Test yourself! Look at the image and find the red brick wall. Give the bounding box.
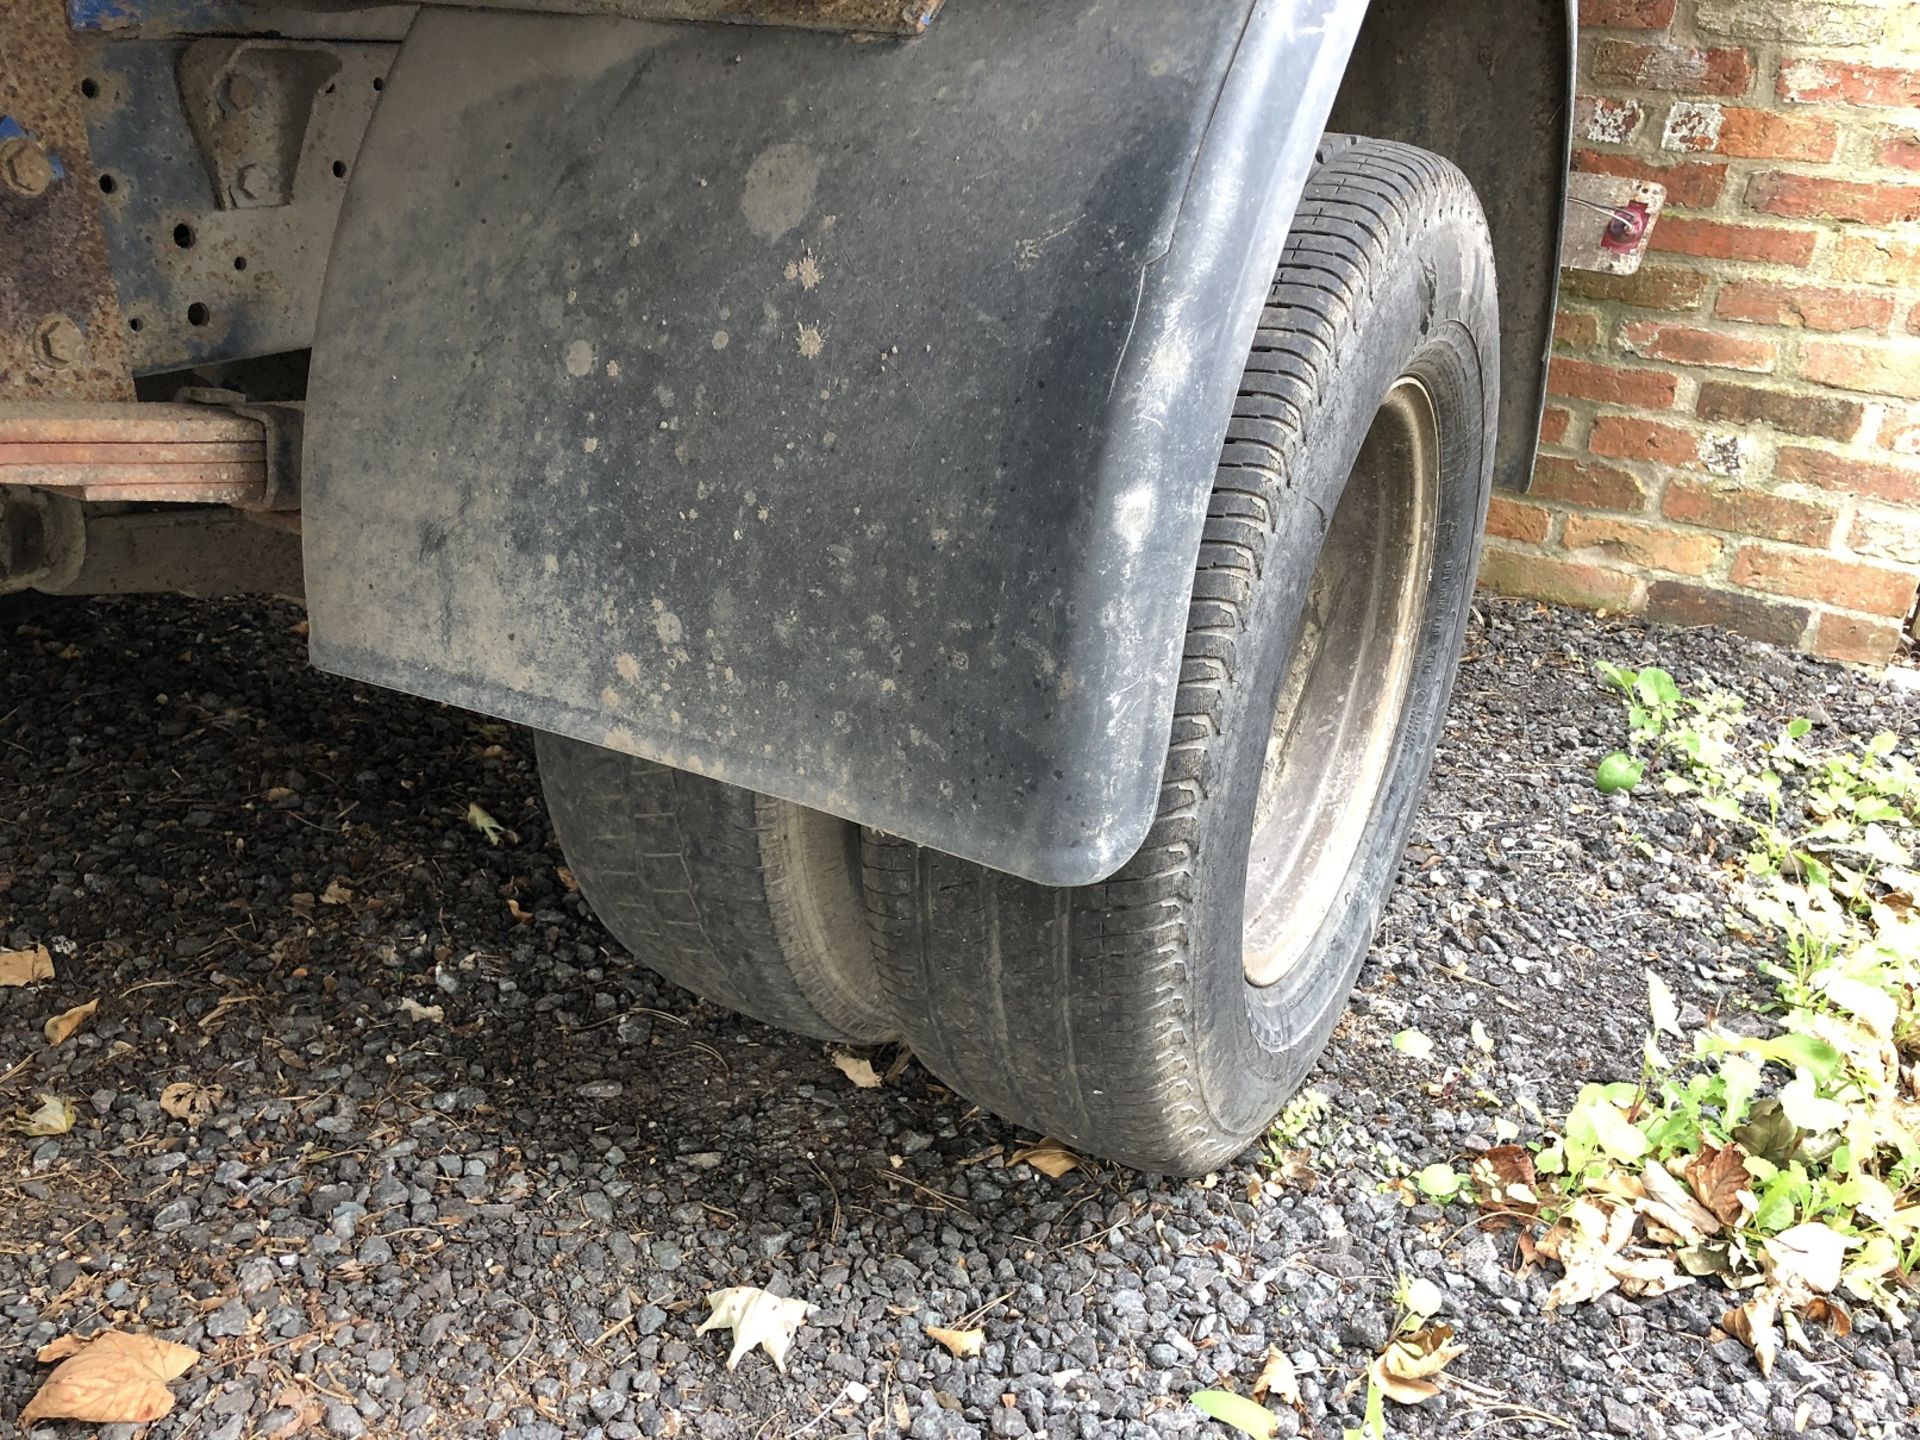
[1483,0,1920,664]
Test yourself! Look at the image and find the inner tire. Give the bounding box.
[536,735,896,1043]
[861,137,1498,1174]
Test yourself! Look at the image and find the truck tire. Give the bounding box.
[535,734,895,1043]
[861,138,1499,1173]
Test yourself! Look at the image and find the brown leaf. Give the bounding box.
[1470,1144,1540,1219]
[1638,1159,1722,1246]
[0,944,54,987]
[1802,1296,1852,1337]
[1722,1290,1781,1377]
[507,898,533,924]
[22,1329,200,1425]
[926,1325,984,1358]
[18,1093,76,1136]
[1370,1325,1465,1406]
[1250,1347,1301,1407]
[1684,1142,1750,1226]
[159,1082,223,1126]
[555,866,579,893]
[1011,1139,1081,1179]
[44,997,98,1046]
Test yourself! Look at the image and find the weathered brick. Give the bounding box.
[1579,0,1677,26]
[1487,496,1554,545]
[1556,310,1604,349]
[1477,548,1641,611]
[1651,217,1817,265]
[1618,320,1776,372]
[1695,381,1864,440]
[1802,340,1920,400]
[1878,407,1920,455]
[1662,104,1838,161]
[1747,172,1920,227]
[1563,513,1726,574]
[1828,234,1920,288]
[1714,281,1894,333]
[1776,447,1920,505]
[1811,612,1905,665]
[1591,39,1754,95]
[1731,545,1918,616]
[1540,406,1573,446]
[1644,579,1811,646]
[1589,415,1706,467]
[1574,95,1646,145]
[1531,454,1650,511]
[1697,0,1884,47]
[1575,149,1728,209]
[1661,475,1838,546]
[1778,58,1920,108]
[1880,128,1920,172]
[1848,510,1920,565]
[1547,357,1680,408]
[1561,265,1712,312]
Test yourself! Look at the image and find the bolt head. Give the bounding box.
[33,315,84,369]
[0,136,55,198]
[233,162,273,202]
[224,72,259,109]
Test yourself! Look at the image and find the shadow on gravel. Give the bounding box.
[2,594,1915,1440]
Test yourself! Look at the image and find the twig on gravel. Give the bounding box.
[806,1156,843,1245]
[870,1168,971,1216]
[785,1382,852,1437]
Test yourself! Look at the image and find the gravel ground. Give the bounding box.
[4,592,1918,1440]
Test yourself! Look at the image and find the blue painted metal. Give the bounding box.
[0,115,69,179]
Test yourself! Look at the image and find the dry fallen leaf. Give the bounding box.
[1011,1138,1081,1179]
[44,997,98,1046]
[555,865,579,893]
[22,1329,200,1425]
[831,1052,883,1089]
[926,1324,984,1358]
[320,879,353,906]
[0,944,54,987]
[1765,1222,1847,1296]
[1684,1141,1750,1226]
[19,1093,76,1136]
[159,1083,223,1126]
[696,1287,809,1372]
[1722,1289,1782,1377]
[1250,1346,1301,1407]
[1638,1158,1723,1246]
[1370,1324,1466,1405]
[396,997,445,1024]
[507,898,533,924]
[1469,1144,1539,1220]
[1540,1196,1636,1308]
[467,802,505,845]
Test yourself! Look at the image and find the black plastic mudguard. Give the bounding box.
[303,0,1367,886]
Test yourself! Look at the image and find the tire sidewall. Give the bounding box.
[1182,196,1499,1143]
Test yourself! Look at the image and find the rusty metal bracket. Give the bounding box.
[1,0,135,400]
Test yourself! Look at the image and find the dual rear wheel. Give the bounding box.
[537,137,1499,1174]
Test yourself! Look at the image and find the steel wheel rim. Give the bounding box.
[1242,376,1441,988]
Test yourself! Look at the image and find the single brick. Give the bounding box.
[1802,340,1920,400]
[1590,415,1706,467]
[1560,265,1711,311]
[1695,380,1864,440]
[1747,172,1920,226]
[1547,357,1680,408]
[1713,107,1840,162]
[1878,408,1920,454]
[1661,475,1838,546]
[1555,310,1604,349]
[1652,217,1817,265]
[1575,149,1728,209]
[1579,0,1677,26]
[1477,548,1641,611]
[1562,513,1726,575]
[1714,281,1894,333]
[1618,320,1776,372]
[1591,39,1753,95]
[1811,612,1905,665]
[1531,454,1650,510]
[1880,129,1920,172]
[1540,406,1573,446]
[1731,545,1918,617]
[1848,510,1920,566]
[1644,579,1811,647]
[1778,58,1920,108]
[1697,0,1884,47]
[1487,496,1553,545]
[1776,447,1920,505]
[1829,234,1920,288]
[1574,95,1646,145]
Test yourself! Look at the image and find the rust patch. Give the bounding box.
[0,0,134,401]
[444,0,945,35]
[0,400,266,504]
